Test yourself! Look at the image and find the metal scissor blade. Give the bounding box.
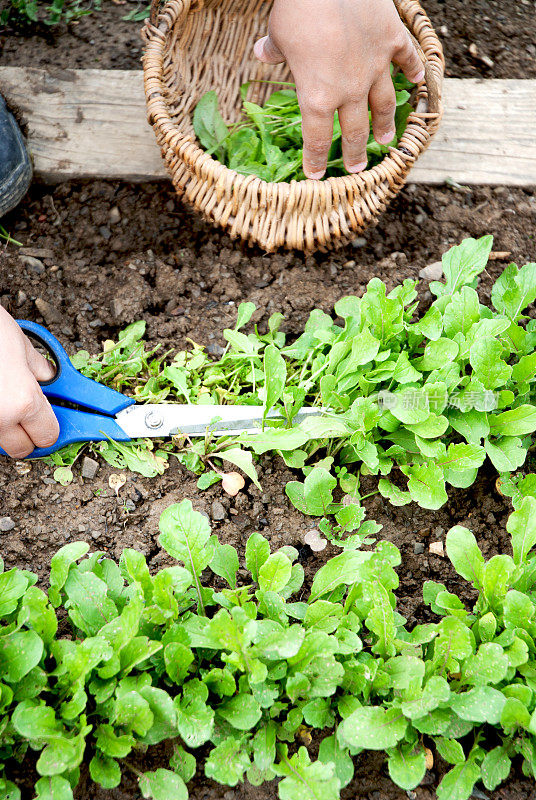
[114,404,321,439]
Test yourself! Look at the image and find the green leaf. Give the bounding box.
[481,747,511,791]
[258,552,292,594]
[192,90,228,156]
[170,744,197,783]
[218,447,261,489]
[35,777,74,800]
[445,526,484,587]
[436,738,465,766]
[438,443,486,471]
[49,542,90,606]
[491,261,536,321]
[205,737,250,786]
[436,760,481,800]
[90,754,121,789]
[253,722,276,771]
[158,499,212,612]
[0,630,43,683]
[139,769,188,800]
[175,680,214,747]
[489,405,536,436]
[401,463,448,510]
[235,301,256,330]
[339,706,407,750]
[378,479,412,506]
[387,743,426,790]
[210,540,239,588]
[450,686,506,724]
[485,436,527,472]
[318,734,354,789]
[470,338,512,389]
[245,532,270,582]
[263,344,286,415]
[309,551,371,602]
[507,496,536,565]
[218,693,262,730]
[275,746,340,800]
[431,235,493,296]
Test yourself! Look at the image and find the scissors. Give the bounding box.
[0,321,319,459]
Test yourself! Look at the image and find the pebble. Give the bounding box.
[419,261,443,281]
[35,298,62,325]
[304,529,327,552]
[16,290,27,306]
[20,246,54,260]
[81,457,99,480]
[124,499,136,512]
[211,500,226,521]
[413,542,425,555]
[19,254,45,273]
[429,541,445,557]
[206,343,225,356]
[99,226,112,240]
[351,237,366,248]
[0,517,15,532]
[109,206,121,225]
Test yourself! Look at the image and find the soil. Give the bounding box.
[1,0,536,797]
[1,180,536,800]
[1,0,535,79]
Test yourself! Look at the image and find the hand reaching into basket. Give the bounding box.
[254,0,425,180]
[0,306,59,458]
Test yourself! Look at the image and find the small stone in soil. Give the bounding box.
[0,517,15,532]
[419,261,443,281]
[429,541,445,557]
[413,542,425,555]
[211,501,226,521]
[81,457,99,479]
[20,254,45,273]
[124,499,136,512]
[109,206,121,224]
[35,298,63,325]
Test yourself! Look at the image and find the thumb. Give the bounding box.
[254,35,286,65]
[24,336,56,382]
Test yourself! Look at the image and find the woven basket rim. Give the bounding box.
[143,0,445,196]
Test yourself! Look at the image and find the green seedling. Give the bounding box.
[2,497,536,799]
[51,236,536,536]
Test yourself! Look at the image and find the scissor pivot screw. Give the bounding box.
[145,410,164,430]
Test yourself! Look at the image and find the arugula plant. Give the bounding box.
[192,71,415,182]
[54,236,536,542]
[3,497,536,799]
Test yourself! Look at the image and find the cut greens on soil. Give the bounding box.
[51,236,536,550]
[3,494,536,800]
[192,70,414,181]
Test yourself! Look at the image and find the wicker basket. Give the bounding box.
[143,0,444,252]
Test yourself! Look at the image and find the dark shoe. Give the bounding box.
[0,94,32,217]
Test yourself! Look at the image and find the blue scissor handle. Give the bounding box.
[22,404,132,458]
[17,320,135,416]
[0,321,135,459]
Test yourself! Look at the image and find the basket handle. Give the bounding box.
[409,32,442,115]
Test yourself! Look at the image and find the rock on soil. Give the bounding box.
[0,517,15,532]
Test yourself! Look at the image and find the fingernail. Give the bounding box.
[348,161,367,173]
[378,130,395,145]
[415,69,425,82]
[308,171,325,180]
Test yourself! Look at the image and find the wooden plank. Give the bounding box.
[412,79,536,185]
[0,67,535,185]
[0,68,166,182]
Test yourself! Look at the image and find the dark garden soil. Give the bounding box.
[1,180,536,799]
[1,0,535,79]
[1,0,536,796]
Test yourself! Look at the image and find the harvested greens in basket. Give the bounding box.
[192,71,415,182]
